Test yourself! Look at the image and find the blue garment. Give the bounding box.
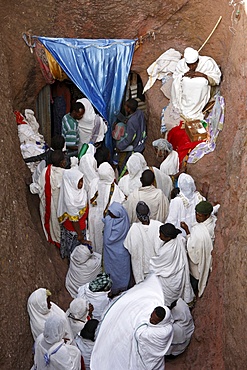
[117,110,146,153]
[103,202,131,295]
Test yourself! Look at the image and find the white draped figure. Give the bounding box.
[150,224,194,306]
[65,244,102,298]
[118,152,147,197]
[125,169,169,224]
[78,152,99,194]
[27,288,73,342]
[66,297,89,339]
[90,274,173,370]
[37,164,65,245]
[166,173,205,234]
[77,282,111,321]
[171,47,221,121]
[124,201,162,284]
[152,138,179,177]
[77,98,107,149]
[166,298,195,356]
[32,315,81,370]
[88,162,125,253]
[186,204,217,297]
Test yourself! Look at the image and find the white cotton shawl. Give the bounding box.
[88,162,125,253]
[160,150,179,176]
[125,185,169,224]
[132,306,173,369]
[187,216,216,297]
[27,288,73,341]
[34,330,81,370]
[57,168,87,221]
[65,244,102,298]
[152,166,173,200]
[38,166,64,244]
[118,153,147,197]
[124,220,162,284]
[171,55,221,120]
[90,274,170,370]
[66,297,88,338]
[166,173,205,233]
[150,235,194,305]
[78,153,99,193]
[77,98,107,146]
[77,283,110,321]
[143,48,182,93]
[166,298,195,356]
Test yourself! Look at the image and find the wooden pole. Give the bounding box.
[198,16,222,53]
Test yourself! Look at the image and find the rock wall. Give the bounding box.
[0,0,246,368]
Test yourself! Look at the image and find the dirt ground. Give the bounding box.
[0,0,246,369]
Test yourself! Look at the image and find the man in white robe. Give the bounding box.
[125,169,169,224]
[170,47,221,121]
[181,200,217,297]
[124,201,162,284]
[166,298,195,356]
[90,274,173,370]
[150,223,194,306]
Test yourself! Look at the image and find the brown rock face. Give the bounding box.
[0,1,246,369]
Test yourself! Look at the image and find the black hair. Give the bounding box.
[154,306,166,320]
[51,135,65,151]
[51,150,65,167]
[171,187,180,199]
[125,98,138,112]
[141,169,155,187]
[71,101,85,113]
[94,145,110,167]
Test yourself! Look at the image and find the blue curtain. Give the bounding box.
[38,37,136,151]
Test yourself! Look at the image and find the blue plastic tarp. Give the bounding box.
[37,37,136,150]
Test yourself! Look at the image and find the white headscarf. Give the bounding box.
[43,315,66,345]
[65,244,102,298]
[178,173,196,200]
[66,297,88,338]
[79,153,99,191]
[57,168,87,222]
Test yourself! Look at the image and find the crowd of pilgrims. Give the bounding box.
[25,129,219,369]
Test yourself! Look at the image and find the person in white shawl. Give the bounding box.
[35,150,66,246]
[181,201,217,297]
[149,223,194,306]
[166,298,195,356]
[32,315,81,370]
[166,173,205,235]
[65,244,102,298]
[152,138,179,177]
[124,201,162,284]
[125,169,169,224]
[75,319,99,370]
[119,152,172,200]
[90,274,173,370]
[77,98,107,149]
[66,297,91,339]
[77,273,112,321]
[88,162,125,254]
[78,152,98,194]
[57,168,89,259]
[170,47,221,121]
[27,288,73,342]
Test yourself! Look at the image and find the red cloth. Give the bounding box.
[14,110,27,125]
[63,206,89,231]
[167,122,203,167]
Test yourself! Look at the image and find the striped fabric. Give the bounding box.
[62,113,79,148]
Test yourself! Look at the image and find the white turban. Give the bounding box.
[184,47,199,64]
